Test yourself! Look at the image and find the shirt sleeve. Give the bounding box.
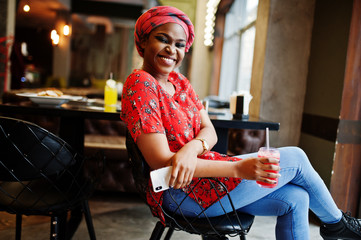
[180,73,204,111]
[177,73,204,110]
[121,71,165,142]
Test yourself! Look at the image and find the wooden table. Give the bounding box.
[0,100,121,154]
[0,101,279,154]
[210,116,280,154]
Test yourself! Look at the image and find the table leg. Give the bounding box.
[59,116,84,154]
[59,116,85,238]
[213,127,229,154]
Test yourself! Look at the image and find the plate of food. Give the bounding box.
[17,89,83,107]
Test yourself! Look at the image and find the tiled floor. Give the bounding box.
[0,192,322,240]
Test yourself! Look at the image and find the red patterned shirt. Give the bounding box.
[121,69,242,222]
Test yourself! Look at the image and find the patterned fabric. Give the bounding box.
[134,6,195,57]
[121,69,242,223]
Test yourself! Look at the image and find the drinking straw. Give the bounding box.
[266,127,269,149]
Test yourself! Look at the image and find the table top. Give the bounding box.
[0,100,122,121]
[0,100,279,131]
[208,107,279,130]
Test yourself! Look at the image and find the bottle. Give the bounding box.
[104,73,118,112]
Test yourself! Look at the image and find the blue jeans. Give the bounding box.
[163,147,342,240]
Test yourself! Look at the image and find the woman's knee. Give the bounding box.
[240,184,310,217]
[279,146,310,167]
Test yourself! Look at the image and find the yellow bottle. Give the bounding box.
[104,74,118,112]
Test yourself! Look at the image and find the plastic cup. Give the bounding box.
[256,147,280,188]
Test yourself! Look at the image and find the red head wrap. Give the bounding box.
[134,6,195,57]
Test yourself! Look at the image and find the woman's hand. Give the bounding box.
[167,109,217,189]
[235,157,281,184]
[169,146,198,189]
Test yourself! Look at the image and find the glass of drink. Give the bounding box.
[256,147,280,188]
[104,79,118,112]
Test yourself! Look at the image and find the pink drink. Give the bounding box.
[256,147,280,188]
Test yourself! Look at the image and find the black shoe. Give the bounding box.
[320,211,361,239]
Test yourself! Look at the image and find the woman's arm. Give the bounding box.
[166,108,217,188]
[137,131,280,188]
[136,108,216,169]
[193,108,218,151]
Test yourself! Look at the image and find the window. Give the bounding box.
[218,0,258,99]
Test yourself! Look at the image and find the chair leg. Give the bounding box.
[164,227,174,240]
[150,221,165,240]
[15,214,22,240]
[82,200,97,240]
[66,206,83,239]
[51,213,67,240]
[50,216,60,240]
[239,233,246,240]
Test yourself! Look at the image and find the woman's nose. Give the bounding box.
[166,45,176,54]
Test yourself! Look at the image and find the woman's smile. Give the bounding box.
[141,23,187,81]
[158,55,176,66]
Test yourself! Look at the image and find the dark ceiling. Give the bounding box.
[16,0,145,30]
[71,0,143,20]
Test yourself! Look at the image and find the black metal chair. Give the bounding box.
[0,116,97,240]
[126,131,254,240]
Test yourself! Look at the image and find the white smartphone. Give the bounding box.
[150,166,173,192]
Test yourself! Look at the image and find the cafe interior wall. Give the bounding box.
[298,0,354,187]
[189,0,213,100]
[69,20,135,86]
[0,0,8,98]
[250,0,315,148]
[249,0,354,186]
[3,0,139,89]
[0,0,16,98]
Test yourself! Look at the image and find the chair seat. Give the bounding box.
[165,210,255,236]
[0,116,97,239]
[0,180,89,215]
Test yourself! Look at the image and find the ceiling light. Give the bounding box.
[51,30,59,46]
[204,0,220,47]
[63,25,70,36]
[23,4,30,12]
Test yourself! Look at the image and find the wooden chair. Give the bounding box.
[0,116,96,240]
[126,131,254,240]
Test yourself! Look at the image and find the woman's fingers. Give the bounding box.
[258,176,278,184]
[169,166,194,189]
[179,170,195,188]
[262,172,281,179]
[267,163,281,172]
[169,168,177,188]
[258,157,280,172]
[255,157,281,182]
[259,157,279,164]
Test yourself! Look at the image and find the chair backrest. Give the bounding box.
[125,130,149,201]
[0,116,78,180]
[0,116,90,214]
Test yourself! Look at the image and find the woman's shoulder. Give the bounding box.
[126,69,156,84]
[124,69,159,92]
[169,71,187,81]
[169,71,191,88]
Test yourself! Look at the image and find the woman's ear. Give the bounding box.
[140,37,148,51]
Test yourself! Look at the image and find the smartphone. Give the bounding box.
[150,166,173,192]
